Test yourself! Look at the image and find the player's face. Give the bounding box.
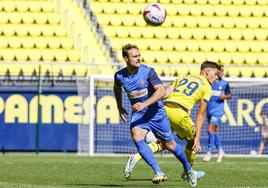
[218,66,224,78]
[206,67,219,84]
[126,48,141,68]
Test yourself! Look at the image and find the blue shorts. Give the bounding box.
[130,107,174,143]
[207,115,222,127]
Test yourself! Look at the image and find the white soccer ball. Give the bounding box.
[143,3,166,26]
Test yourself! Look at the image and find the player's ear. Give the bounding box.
[123,56,128,63]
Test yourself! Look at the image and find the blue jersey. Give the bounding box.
[207,78,231,117]
[114,64,164,109]
[114,64,173,142]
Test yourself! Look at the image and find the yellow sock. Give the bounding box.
[185,147,196,166]
[134,142,163,161]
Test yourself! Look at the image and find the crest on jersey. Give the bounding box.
[140,79,145,85]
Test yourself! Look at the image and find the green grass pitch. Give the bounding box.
[0,154,267,187]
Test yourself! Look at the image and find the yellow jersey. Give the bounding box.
[165,74,212,113]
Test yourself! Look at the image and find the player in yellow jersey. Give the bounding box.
[124,61,220,182]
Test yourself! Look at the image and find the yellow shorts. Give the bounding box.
[164,105,196,140]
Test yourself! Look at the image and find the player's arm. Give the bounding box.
[163,83,174,99]
[113,74,128,123]
[193,99,208,152]
[220,82,231,100]
[132,69,165,112]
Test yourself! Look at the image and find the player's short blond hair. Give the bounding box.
[122,44,139,58]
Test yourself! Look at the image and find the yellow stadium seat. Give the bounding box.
[7,64,22,75]
[161,40,174,51]
[0,37,8,48]
[206,52,219,63]
[41,49,54,62]
[204,29,217,40]
[192,52,206,64]
[22,12,35,24]
[257,53,268,65]
[179,29,192,40]
[227,67,241,77]
[103,3,116,14]
[170,0,183,3]
[35,37,48,49]
[247,18,260,29]
[253,67,266,77]
[3,1,16,12]
[254,29,267,40]
[214,5,227,16]
[181,52,194,64]
[185,17,198,28]
[60,37,74,49]
[21,37,34,48]
[178,5,190,16]
[16,1,29,12]
[239,6,253,16]
[168,51,180,64]
[148,40,161,51]
[122,16,135,26]
[244,0,257,5]
[47,37,61,49]
[110,16,123,26]
[197,17,210,28]
[2,24,15,36]
[227,6,240,16]
[127,4,142,14]
[90,2,103,14]
[167,28,179,39]
[211,41,225,52]
[244,53,257,65]
[54,49,68,62]
[218,52,232,64]
[259,18,268,29]
[224,41,237,52]
[249,41,262,52]
[29,1,41,12]
[15,49,28,61]
[200,40,212,52]
[156,51,168,63]
[174,41,187,51]
[28,49,41,62]
[241,29,255,40]
[47,13,60,25]
[234,17,247,28]
[232,0,244,5]
[28,25,41,36]
[217,29,230,40]
[222,18,235,28]
[8,36,21,48]
[231,53,244,65]
[134,16,146,27]
[188,65,200,75]
[208,0,220,4]
[237,41,250,52]
[8,12,22,24]
[154,28,168,39]
[115,3,128,14]
[209,17,222,28]
[241,67,253,77]
[186,40,199,51]
[15,24,29,36]
[97,14,110,25]
[41,25,54,36]
[220,0,233,4]
[201,5,214,16]
[2,49,15,61]
[0,13,9,24]
[262,42,268,52]
[252,6,264,17]
[54,26,67,37]
[21,64,38,76]
[35,13,48,24]
[68,49,80,62]
[142,51,155,63]
[153,66,170,77]
[41,1,55,12]
[0,64,9,75]
[192,29,205,40]
[230,29,242,40]
[171,66,189,76]
[129,27,142,38]
[141,28,155,38]
[196,0,207,4]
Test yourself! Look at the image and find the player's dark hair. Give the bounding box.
[122,44,139,58]
[201,61,220,70]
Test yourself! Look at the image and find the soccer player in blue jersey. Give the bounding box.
[203,64,231,162]
[113,44,197,186]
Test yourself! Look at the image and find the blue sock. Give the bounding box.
[215,132,222,151]
[135,140,161,173]
[171,144,191,172]
[208,132,215,153]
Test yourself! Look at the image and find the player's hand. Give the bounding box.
[192,137,201,152]
[118,107,128,124]
[132,102,147,112]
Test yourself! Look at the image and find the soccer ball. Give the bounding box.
[143,3,166,26]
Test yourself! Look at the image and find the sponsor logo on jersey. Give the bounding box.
[212,90,221,96]
[128,88,148,99]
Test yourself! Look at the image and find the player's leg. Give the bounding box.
[124,141,164,180]
[203,124,216,162]
[212,116,225,162]
[131,126,164,179]
[258,139,265,154]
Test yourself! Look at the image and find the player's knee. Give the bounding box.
[164,140,176,150]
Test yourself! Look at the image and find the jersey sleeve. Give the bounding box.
[225,82,231,95]
[114,72,121,86]
[148,68,162,86]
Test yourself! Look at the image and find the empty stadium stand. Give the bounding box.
[87,0,268,77]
